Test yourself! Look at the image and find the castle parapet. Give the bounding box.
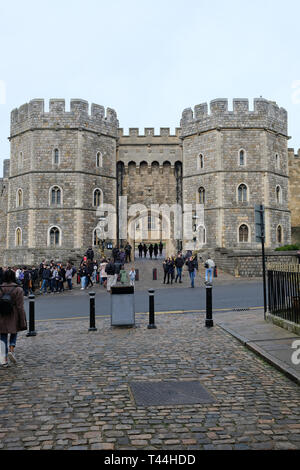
[180,98,288,137]
[11,99,119,138]
[118,127,181,141]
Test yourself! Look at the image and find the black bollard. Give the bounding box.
[26,295,37,337]
[147,289,157,329]
[205,284,214,327]
[88,292,97,332]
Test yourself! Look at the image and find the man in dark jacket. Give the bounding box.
[138,243,143,258]
[185,256,198,288]
[86,247,94,261]
[148,244,154,259]
[175,254,184,283]
[159,241,163,256]
[125,243,132,263]
[40,266,51,294]
[153,243,159,259]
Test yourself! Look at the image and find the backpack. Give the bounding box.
[0,286,17,315]
[19,271,24,281]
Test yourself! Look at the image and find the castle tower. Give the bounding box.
[5,99,118,265]
[181,98,291,251]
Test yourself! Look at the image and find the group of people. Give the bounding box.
[162,252,216,288]
[137,242,163,259]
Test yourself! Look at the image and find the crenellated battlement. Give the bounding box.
[118,127,181,142]
[10,99,119,138]
[288,148,300,160]
[181,98,288,137]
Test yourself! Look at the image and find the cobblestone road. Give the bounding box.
[0,313,299,450]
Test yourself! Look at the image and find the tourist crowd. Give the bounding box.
[0,243,216,296]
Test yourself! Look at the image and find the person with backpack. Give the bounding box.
[0,268,27,368]
[204,256,215,285]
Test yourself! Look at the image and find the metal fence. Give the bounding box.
[267,263,300,324]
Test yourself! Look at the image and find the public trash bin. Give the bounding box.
[111,286,135,326]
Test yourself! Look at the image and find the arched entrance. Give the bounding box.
[127,209,177,259]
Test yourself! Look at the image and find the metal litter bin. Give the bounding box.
[111,286,135,326]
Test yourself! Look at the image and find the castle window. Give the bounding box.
[198,225,206,244]
[197,154,204,170]
[238,183,248,202]
[54,148,60,165]
[15,228,22,247]
[275,153,280,170]
[239,224,249,243]
[19,152,23,169]
[276,185,282,204]
[198,187,205,204]
[96,152,103,168]
[49,226,61,246]
[277,225,283,244]
[239,150,246,166]
[50,186,62,205]
[93,188,103,207]
[16,188,23,208]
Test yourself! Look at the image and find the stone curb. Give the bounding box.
[217,323,300,386]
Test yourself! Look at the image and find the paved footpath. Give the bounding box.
[0,311,299,450]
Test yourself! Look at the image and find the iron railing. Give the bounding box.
[267,263,300,325]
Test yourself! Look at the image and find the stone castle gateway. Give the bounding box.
[0,96,299,267]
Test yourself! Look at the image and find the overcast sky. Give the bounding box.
[0,0,300,176]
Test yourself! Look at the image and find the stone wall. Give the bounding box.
[210,248,299,277]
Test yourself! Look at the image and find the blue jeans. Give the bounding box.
[189,270,196,287]
[0,333,17,362]
[205,268,213,282]
[41,279,49,293]
[81,276,87,289]
[176,267,182,281]
[67,279,72,290]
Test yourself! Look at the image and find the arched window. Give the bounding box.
[49,226,61,246]
[238,184,248,202]
[96,152,103,168]
[239,224,249,243]
[277,225,283,244]
[276,185,282,204]
[239,149,246,166]
[15,228,22,247]
[16,188,23,208]
[54,148,60,165]
[93,188,103,207]
[50,186,62,205]
[198,187,205,204]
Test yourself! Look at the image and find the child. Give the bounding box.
[120,265,128,285]
[129,267,136,287]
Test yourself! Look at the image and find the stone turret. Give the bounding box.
[180,98,288,137]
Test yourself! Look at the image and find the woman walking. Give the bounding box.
[0,268,27,368]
